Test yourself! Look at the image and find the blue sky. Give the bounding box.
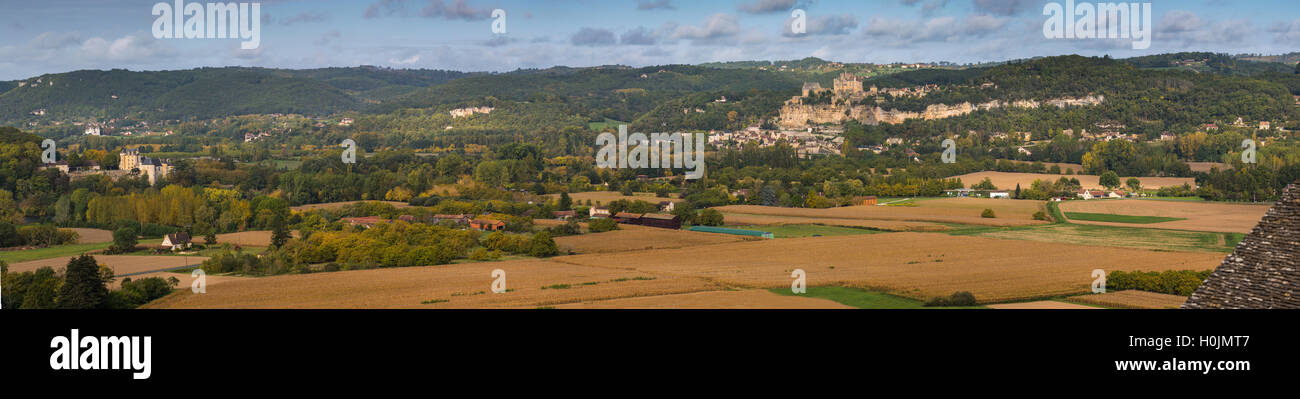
[1,0,1298,80]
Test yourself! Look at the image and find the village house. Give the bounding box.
[161,232,192,251]
[658,201,675,212]
[589,206,610,218]
[433,214,471,225]
[339,118,354,126]
[470,218,505,231]
[1259,121,1271,130]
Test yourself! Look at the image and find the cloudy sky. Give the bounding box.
[1,0,1298,80]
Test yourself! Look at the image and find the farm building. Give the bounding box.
[470,218,505,231]
[553,210,575,220]
[688,226,774,239]
[590,206,611,218]
[1184,182,1300,309]
[638,214,682,229]
[853,196,878,205]
[613,212,643,223]
[989,191,1010,199]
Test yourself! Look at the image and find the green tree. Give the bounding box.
[56,255,108,309]
[528,231,559,257]
[1099,171,1121,190]
[1295,62,1299,74]
[1125,178,1142,193]
[558,192,573,210]
[588,218,620,232]
[697,209,724,226]
[270,212,290,248]
[112,227,138,253]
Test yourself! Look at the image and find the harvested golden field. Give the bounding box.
[553,289,852,309]
[716,197,1047,227]
[110,271,250,289]
[554,225,748,254]
[144,259,722,309]
[289,201,409,211]
[1006,160,1085,173]
[1067,291,1189,309]
[952,171,1194,190]
[67,228,114,244]
[1060,199,1270,233]
[9,255,207,276]
[549,191,682,205]
[215,230,300,247]
[985,301,1099,309]
[1188,162,1231,172]
[720,213,949,232]
[559,233,1222,303]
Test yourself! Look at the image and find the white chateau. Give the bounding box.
[120,148,170,185]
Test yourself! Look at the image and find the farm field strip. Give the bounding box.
[1059,199,1270,233]
[1066,290,1190,309]
[720,213,950,231]
[9,255,211,276]
[144,259,729,309]
[554,289,852,309]
[1063,212,1187,224]
[951,171,1194,191]
[554,226,749,254]
[0,242,112,264]
[558,232,1223,304]
[716,197,1047,227]
[971,223,1241,253]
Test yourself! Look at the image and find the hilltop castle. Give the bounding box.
[120,148,171,185]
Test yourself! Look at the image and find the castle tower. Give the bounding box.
[119,148,140,171]
[833,72,863,95]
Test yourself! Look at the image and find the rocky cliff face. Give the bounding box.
[777,95,1105,128]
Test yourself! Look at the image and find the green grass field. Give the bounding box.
[587,118,627,132]
[1064,212,1187,224]
[729,224,887,238]
[0,242,113,264]
[770,286,984,309]
[940,202,1240,253]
